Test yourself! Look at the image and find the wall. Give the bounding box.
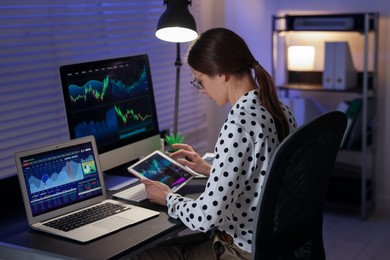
[198,0,390,212]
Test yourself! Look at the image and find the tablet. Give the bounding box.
[127,150,195,192]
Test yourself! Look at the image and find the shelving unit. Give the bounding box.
[272,13,379,219]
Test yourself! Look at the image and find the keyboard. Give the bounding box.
[44,202,129,232]
[113,183,148,202]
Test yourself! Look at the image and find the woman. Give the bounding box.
[133,28,296,259]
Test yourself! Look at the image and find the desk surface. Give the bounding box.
[0,176,206,259]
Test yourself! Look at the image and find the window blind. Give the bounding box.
[0,0,207,180]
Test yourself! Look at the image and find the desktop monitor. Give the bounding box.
[60,54,161,173]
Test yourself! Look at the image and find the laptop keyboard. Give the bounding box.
[44,202,129,232]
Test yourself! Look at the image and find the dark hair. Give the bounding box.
[187,28,290,141]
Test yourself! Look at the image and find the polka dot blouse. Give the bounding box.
[166,89,297,253]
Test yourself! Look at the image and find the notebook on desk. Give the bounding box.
[14,135,159,243]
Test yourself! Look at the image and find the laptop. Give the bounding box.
[14,135,159,243]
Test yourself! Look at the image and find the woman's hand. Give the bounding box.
[139,178,171,206]
[169,143,211,177]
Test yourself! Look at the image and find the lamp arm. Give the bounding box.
[173,42,182,135]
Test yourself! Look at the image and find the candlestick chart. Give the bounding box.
[67,65,149,112]
[114,105,152,125]
[67,64,156,145]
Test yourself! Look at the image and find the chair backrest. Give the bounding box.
[252,111,347,260]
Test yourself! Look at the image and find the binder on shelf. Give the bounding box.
[347,97,375,149]
[337,98,362,149]
[322,41,357,90]
[336,100,351,147]
[322,42,335,89]
[334,42,357,90]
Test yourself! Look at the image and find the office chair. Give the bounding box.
[252,111,347,260]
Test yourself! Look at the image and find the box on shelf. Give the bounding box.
[323,41,357,90]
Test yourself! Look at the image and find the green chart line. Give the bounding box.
[114,105,151,124]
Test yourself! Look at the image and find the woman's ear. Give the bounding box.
[219,73,230,83]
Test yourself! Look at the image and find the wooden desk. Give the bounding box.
[0,176,206,259]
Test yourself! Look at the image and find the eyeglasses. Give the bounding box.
[190,73,204,90]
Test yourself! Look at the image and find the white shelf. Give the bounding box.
[272,12,379,220]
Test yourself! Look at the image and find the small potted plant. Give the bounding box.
[164,132,184,153]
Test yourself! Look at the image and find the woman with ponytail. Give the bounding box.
[132,28,296,260]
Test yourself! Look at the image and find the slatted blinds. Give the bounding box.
[0,1,208,179]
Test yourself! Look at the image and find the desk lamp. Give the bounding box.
[156,0,198,135]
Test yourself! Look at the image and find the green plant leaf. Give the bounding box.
[164,133,185,151]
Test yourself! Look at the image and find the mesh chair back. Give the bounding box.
[252,111,347,260]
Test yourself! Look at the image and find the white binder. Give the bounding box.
[322,42,335,89]
[334,42,357,90]
[323,41,357,90]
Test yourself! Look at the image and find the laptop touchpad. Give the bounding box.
[93,216,133,230]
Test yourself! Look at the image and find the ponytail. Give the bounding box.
[252,62,290,142]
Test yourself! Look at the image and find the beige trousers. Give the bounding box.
[129,230,251,260]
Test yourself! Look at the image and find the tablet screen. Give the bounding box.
[128,151,195,192]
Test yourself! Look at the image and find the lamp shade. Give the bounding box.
[287,46,315,71]
[156,0,198,43]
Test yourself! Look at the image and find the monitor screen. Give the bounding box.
[60,54,161,172]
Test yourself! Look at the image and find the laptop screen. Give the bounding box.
[18,141,103,217]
